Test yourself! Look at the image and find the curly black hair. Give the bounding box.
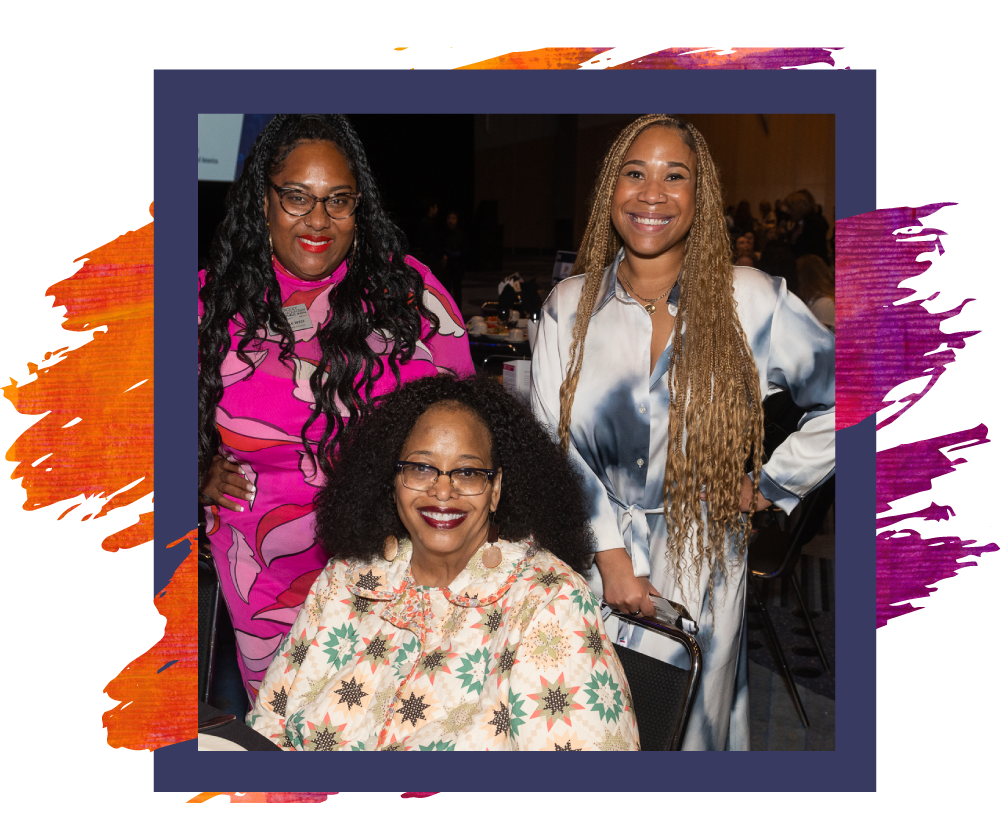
[198,114,438,480]
[315,375,596,576]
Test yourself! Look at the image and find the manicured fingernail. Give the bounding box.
[239,506,244,512]
[248,485,256,493]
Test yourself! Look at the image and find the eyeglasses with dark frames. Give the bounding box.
[269,183,362,219]
[395,461,497,496]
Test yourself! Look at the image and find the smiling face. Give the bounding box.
[394,403,502,571]
[610,125,697,263]
[264,140,357,281]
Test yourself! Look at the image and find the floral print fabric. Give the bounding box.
[247,539,640,751]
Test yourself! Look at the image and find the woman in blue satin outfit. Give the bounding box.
[531,115,835,750]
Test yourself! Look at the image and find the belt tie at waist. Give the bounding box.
[608,495,664,580]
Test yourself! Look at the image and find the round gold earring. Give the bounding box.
[482,512,501,568]
[383,535,399,562]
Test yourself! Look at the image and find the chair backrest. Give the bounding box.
[198,557,220,704]
[749,476,835,579]
[610,613,702,751]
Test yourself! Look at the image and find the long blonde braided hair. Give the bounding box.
[558,114,764,595]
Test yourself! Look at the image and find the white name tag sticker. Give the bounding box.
[267,303,313,336]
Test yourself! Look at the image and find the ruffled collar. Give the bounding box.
[271,255,349,288]
[344,538,539,608]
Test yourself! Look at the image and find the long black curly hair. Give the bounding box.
[198,114,438,480]
[315,375,596,575]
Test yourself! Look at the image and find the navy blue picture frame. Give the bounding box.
[155,68,874,791]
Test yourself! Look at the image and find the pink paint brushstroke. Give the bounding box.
[841,205,999,627]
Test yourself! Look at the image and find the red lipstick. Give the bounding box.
[417,506,469,530]
[298,235,333,253]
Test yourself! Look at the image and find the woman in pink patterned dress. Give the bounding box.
[198,115,473,702]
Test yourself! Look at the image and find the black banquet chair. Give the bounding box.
[608,609,702,751]
[747,476,835,728]
[198,525,220,705]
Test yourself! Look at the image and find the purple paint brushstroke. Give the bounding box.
[836,202,979,431]
[841,204,998,628]
[610,47,840,70]
[876,425,997,625]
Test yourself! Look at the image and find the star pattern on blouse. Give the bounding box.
[365,635,388,661]
[353,569,384,592]
[310,727,340,751]
[485,608,504,633]
[488,703,511,737]
[397,693,429,727]
[291,641,309,667]
[269,686,288,717]
[334,676,369,710]
[597,728,630,751]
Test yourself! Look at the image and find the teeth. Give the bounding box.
[300,238,330,244]
[423,511,465,521]
[633,216,669,226]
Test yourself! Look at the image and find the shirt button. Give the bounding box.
[637,458,644,467]
[639,405,647,414]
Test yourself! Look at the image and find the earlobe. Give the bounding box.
[490,469,502,512]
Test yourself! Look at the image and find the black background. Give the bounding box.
[9,47,984,802]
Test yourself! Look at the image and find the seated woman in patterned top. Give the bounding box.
[247,374,639,750]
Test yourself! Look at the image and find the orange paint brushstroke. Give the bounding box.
[457,47,838,71]
[3,204,155,551]
[103,530,198,750]
[458,47,611,69]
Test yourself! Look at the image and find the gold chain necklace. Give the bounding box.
[618,264,675,316]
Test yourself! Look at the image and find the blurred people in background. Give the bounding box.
[796,254,835,332]
[784,189,829,262]
[733,230,757,268]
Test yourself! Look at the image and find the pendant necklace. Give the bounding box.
[618,264,675,316]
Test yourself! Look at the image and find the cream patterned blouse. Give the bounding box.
[247,538,640,751]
